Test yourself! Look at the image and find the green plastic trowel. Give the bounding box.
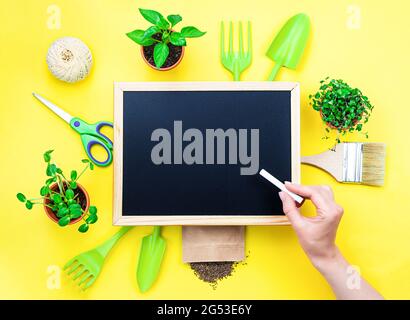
[137,226,166,293]
[266,13,311,81]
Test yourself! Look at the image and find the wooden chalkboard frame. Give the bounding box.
[113,82,300,225]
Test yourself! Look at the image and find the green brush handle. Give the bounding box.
[95,226,133,257]
[268,62,282,81]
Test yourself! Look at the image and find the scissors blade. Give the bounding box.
[32,92,74,124]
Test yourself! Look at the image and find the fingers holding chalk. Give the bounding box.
[259,169,304,204]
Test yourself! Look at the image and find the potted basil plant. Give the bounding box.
[310,77,374,143]
[16,150,99,233]
[126,8,206,70]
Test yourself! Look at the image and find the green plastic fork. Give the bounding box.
[220,21,252,81]
[64,226,132,290]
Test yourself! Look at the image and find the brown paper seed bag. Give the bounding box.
[182,226,245,263]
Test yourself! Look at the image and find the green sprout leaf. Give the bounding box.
[78,224,89,233]
[69,181,77,189]
[138,8,169,29]
[70,209,83,219]
[50,164,57,174]
[43,153,51,162]
[70,170,77,180]
[25,200,33,210]
[65,188,75,200]
[89,206,97,215]
[40,186,49,196]
[153,42,169,68]
[46,164,57,176]
[143,25,160,39]
[69,204,82,217]
[126,29,155,46]
[69,203,81,210]
[52,194,62,204]
[86,215,98,224]
[81,159,90,164]
[46,177,56,186]
[17,193,26,202]
[58,202,67,209]
[89,162,94,170]
[58,216,71,227]
[167,14,182,27]
[170,32,186,46]
[139,8,163,25]
[69,204,82,218]
[46,164,52,177]
[43,150,53,162]
[57,207,69,217]
[180,26,206,38]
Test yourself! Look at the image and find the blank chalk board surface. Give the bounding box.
[114,82,300,225]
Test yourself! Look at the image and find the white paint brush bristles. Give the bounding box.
[301,142,386,186]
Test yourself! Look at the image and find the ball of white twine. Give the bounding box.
[46,37,93,83]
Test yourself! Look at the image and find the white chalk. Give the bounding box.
[259,169,304,204]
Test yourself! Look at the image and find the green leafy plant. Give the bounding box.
[310,77,374,143]
[126,8,206,68]
[17,150,98,233]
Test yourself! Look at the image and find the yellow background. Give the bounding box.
[1,0,409,299]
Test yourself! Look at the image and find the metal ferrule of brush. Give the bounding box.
[343,143,363,183]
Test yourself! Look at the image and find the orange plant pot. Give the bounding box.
[43,182,89,225]
[320,110,361,131]
[140,45,185,71]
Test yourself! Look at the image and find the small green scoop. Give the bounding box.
[137,226,166,293]
[266,13,311,81]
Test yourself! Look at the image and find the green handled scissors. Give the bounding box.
[33,93,113,167]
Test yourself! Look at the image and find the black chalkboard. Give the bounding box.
[121,89,293,216]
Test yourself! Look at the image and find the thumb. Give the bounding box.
[279,191,304,228]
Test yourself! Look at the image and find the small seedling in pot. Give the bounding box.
[126,8,206,69]
[310,77,374,144]
[16,150,98,233]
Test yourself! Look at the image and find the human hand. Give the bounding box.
[278,183,344,270]
[279,183,383,300]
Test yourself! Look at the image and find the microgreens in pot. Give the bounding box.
[126,8,206,69]
[310,77,374,143]
[16,150,98,233]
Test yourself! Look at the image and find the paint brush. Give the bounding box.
[301,142,386,186]
[259,169,304,204]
